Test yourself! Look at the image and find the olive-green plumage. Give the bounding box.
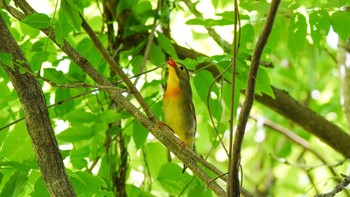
[163,58,196,172]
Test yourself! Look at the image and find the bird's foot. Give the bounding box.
[156,121,165,130]
[156,121,173,133]
[179,141,187,150]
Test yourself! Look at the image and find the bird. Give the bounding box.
[162,57,196,173]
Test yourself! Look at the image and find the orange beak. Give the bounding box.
[167,57,176,68]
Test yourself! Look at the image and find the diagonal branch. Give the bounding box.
[228,0,281,196]
[255,87,350,157]
[315,174,350,197]
[4,1,227,196]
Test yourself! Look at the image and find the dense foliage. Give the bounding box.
[1,0,350,196]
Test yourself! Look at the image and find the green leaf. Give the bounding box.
[193,70,215,104]
[157,163,192,196]
[70,148,89,169]
[64,110,96,123]
[256,68,275,98]
[288,13,307,57]
[30,51,49,72]
[60,0,82,30]
[156,33,178,58]
[106,125,122,136]
[30,41,45,52]
[98,110,118,124]
[54,20,71,46]
[0,121,34,162]
[43,68,66,84]
[116,0,136,17]
[19,22,40,38]
[331,11,350,40]
[149,44,165,66]
[70,171,108,196]
[309,11,331,53]
[54,88,74,116]
[0,172,28,197]
[126,184,156,197]
[239,24,255,50]
[57,126,94,142]
[31,177,50,197]
[0,52,13,70]
[145,142,168,177]
[22,13,51,29]
[186,18,233,27]
[132,120,148,149]
[0,161,31,173]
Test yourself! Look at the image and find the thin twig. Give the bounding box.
[316,174,350,197]
[0,90,97,132]
[6,2,227,196]
[229,0,281,196]
[227,0,240,195]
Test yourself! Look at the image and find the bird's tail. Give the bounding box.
[182,164,187,173]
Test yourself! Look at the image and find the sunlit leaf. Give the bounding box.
[145,142,168,177]
[126,184,156,197]
[156,33,178,59]
[22,13,50,29]
[149,44,165,66]
[0,52,13,70]
[57,126,94,142]
[256,68,275,98]
[59,0,82,30]
[288,13,307,57]
[310,11,331,53]
[157,163,192,196]
[44,68,66,84]
[132,120,148,149]
[0,121,34,162]
[331,11,350,40]
[70,171,109,196]
[0,172,28,197]
[186,18,233,27]
[31,177,50,197]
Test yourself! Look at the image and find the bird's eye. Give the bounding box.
[179,66,184,70]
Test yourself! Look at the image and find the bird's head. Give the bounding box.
[167,57,190,83]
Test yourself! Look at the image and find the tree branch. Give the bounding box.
[315,174,350,197]
[0,14,76,197]
[255,87,350,157]
[5,1,227,196]
[228,0,281,196]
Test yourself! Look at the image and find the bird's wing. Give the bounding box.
[189,101,196,132]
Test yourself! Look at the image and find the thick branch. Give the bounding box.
[173,42,350,158]
[228,0,281,196]
[255,87,350,157]
[0,15,76,197]
[6,1,227,196]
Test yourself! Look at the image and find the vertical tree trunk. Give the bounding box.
[0,15,76,197]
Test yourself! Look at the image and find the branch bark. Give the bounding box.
[255,87,350,157]
[228,0,281,196]
[4,1,227,196]
[0,15,76,197]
